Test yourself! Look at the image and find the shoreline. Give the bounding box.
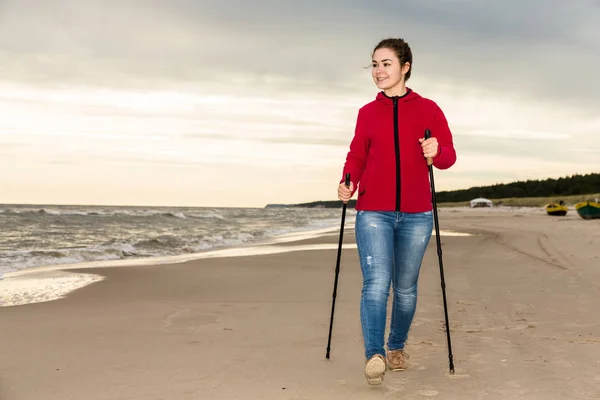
[0,216,472,308]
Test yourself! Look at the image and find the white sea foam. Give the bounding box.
[0,270,103,307]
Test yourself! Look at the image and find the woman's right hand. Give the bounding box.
[337,181,354,203]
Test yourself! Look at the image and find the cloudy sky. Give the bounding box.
[0,0,598,207]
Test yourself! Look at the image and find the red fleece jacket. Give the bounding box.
[341,88,456,212]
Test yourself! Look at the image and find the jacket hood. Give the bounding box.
[375,88,421,105]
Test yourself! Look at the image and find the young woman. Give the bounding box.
[337,37,457,385]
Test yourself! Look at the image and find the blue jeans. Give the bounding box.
[355,210,433,360]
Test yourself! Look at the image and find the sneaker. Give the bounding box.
[387,349,409,371]
[364,354,386,385]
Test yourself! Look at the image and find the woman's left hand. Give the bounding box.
[418,137,438,159]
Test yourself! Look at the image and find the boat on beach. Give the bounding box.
[545,201,568,216]
[574,200,600,220]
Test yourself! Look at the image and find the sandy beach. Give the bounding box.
[1,208,599,399]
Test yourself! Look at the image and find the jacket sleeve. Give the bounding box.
[340,108,369,195]
[430,103,457,170]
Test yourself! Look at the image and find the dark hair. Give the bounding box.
[373,38,413,81]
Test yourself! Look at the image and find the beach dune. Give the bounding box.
[1,208,599,399]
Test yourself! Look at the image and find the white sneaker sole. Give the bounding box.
[364,356,386,385]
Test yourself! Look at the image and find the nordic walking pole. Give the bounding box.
[326,172,351,359]
[424,129,455,374]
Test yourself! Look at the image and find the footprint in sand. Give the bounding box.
[418,389,439,397]
[416,340,435,346]
[456,300,474,306]
[161,308,218,334]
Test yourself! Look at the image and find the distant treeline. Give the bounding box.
[266,173,600,208]
[436,172,600,203]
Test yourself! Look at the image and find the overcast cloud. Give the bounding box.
[0,0,598,206]
[2,1,599,104]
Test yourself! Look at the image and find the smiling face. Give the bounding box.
[371,47,411,95]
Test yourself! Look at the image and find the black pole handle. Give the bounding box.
[424,129,433,166]
[344,173,351,187]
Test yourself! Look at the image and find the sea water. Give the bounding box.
[0,204,354,274]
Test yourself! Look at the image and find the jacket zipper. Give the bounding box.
[393,97,400,211]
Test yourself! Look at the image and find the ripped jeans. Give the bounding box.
[355,210,433,360]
